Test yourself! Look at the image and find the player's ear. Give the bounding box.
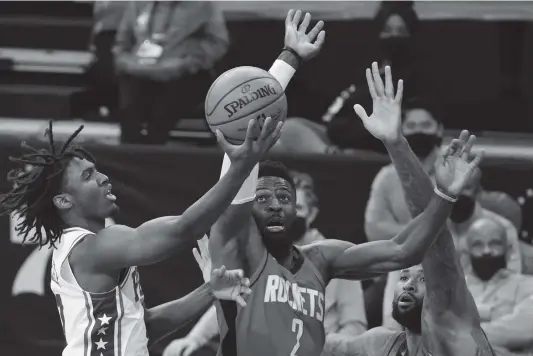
[53,194,73,210]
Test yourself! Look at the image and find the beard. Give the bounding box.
[391,296,423,333]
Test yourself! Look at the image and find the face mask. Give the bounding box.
[380,37,412,63]
[405,133,441,158]
[470,254,507,281]
[450,195,476,223]
[289,216,308,243]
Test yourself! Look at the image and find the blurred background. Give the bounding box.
[1,1,533,356]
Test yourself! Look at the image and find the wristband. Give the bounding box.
[268,59,296,91]
[282,46,303,66]
[434,187,458,203]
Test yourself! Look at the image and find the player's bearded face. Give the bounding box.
[253,177,296,245]
[392,268,425,333]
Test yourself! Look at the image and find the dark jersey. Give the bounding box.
[216,248,326,356]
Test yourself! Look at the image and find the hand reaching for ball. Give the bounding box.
[284,9,325,60]
[216,117,282,170]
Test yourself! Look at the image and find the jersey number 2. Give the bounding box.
[290,318,303,356]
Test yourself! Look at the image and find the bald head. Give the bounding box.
[466,218,507,258]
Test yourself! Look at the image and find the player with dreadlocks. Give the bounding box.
[0,117,282,356]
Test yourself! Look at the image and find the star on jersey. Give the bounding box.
[95,338,108,350]
[97,327,108,335]
[98,314,112,325]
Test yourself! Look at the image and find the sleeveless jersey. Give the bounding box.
[50,227,149,356]
[217,248,326,356]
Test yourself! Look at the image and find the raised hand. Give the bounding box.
[192,235,211,283]
[216,117,282,169]
[353,62,404,144]
[435,130,484,197]
[210,266,251,307]
[284,9,325,60]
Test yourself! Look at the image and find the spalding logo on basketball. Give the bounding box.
[205,66,288,145]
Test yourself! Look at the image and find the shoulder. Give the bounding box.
[372,164,397,185]
[71,225,132,265]
[516,273,533,293]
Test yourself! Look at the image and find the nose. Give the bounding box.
[267,198,282,212]
[98,173,110,186]
[403,282,416,292]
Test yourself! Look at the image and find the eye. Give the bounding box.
[279,195,290,202]
[399,276,407,281]
[256,196,267,203]
[420,277,425,283]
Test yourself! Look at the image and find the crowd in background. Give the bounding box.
[84,2,533,356]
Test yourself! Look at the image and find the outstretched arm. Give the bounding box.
[73,155,257,272]
[354,63,490,354]
[307,191,452,281]
[209,9,326,274]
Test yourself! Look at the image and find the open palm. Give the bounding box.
[435,130,484,197]
[353,62,404,144]
[284,9,325,60]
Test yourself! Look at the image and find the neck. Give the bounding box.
[266,240,294,267]
[405,328,423,354]
[63,215,106,233]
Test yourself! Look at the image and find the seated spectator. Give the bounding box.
[277,1,420,154]
[465,218,533,356]
[162,170,367,356]
[114,1,229,144]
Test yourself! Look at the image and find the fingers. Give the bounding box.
[265,121,284,150]
[286,9,294,26]
[469,150,485,170]
[192,247,201,265]
[461,134,476,160]
[243,118,259,147]
[212,265,226,279]
[215,129,231,150]
[394,79,404,104]
[371,62,385,97]
[353,104,369,123]
[384,66,394,99]
[197,235,210,257]
[292,9,302,27]
[313,30,326,50]
[298,12,311,34]
[235,295,247,307]
[258,117,275,141]
[240,285,252,295]
[365,68,378,99]
[307,20,324,42]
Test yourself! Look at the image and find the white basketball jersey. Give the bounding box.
[50,227,149,356]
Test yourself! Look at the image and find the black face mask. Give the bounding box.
[288,216,308,243]
[405,133,441,158]
[450,195,476,223]
[380,37,412,65]
[470,254,507,281]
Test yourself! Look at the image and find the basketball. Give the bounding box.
[205,66,288,144]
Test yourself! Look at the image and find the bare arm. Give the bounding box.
[75,163,254,272]
[385,138,494,355]
[309,191,452,281]
[145,283,214,348]
[365,166,406,241]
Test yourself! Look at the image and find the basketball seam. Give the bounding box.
[206,76,281,117]
[209,94,286,127]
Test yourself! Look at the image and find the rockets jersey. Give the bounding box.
[50,227,149,356]
[217,247,326,356]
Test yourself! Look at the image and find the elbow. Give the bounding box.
[395,243,423,268]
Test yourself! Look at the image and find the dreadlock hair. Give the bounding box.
[0,121,94,249]
[258,160,295,191]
